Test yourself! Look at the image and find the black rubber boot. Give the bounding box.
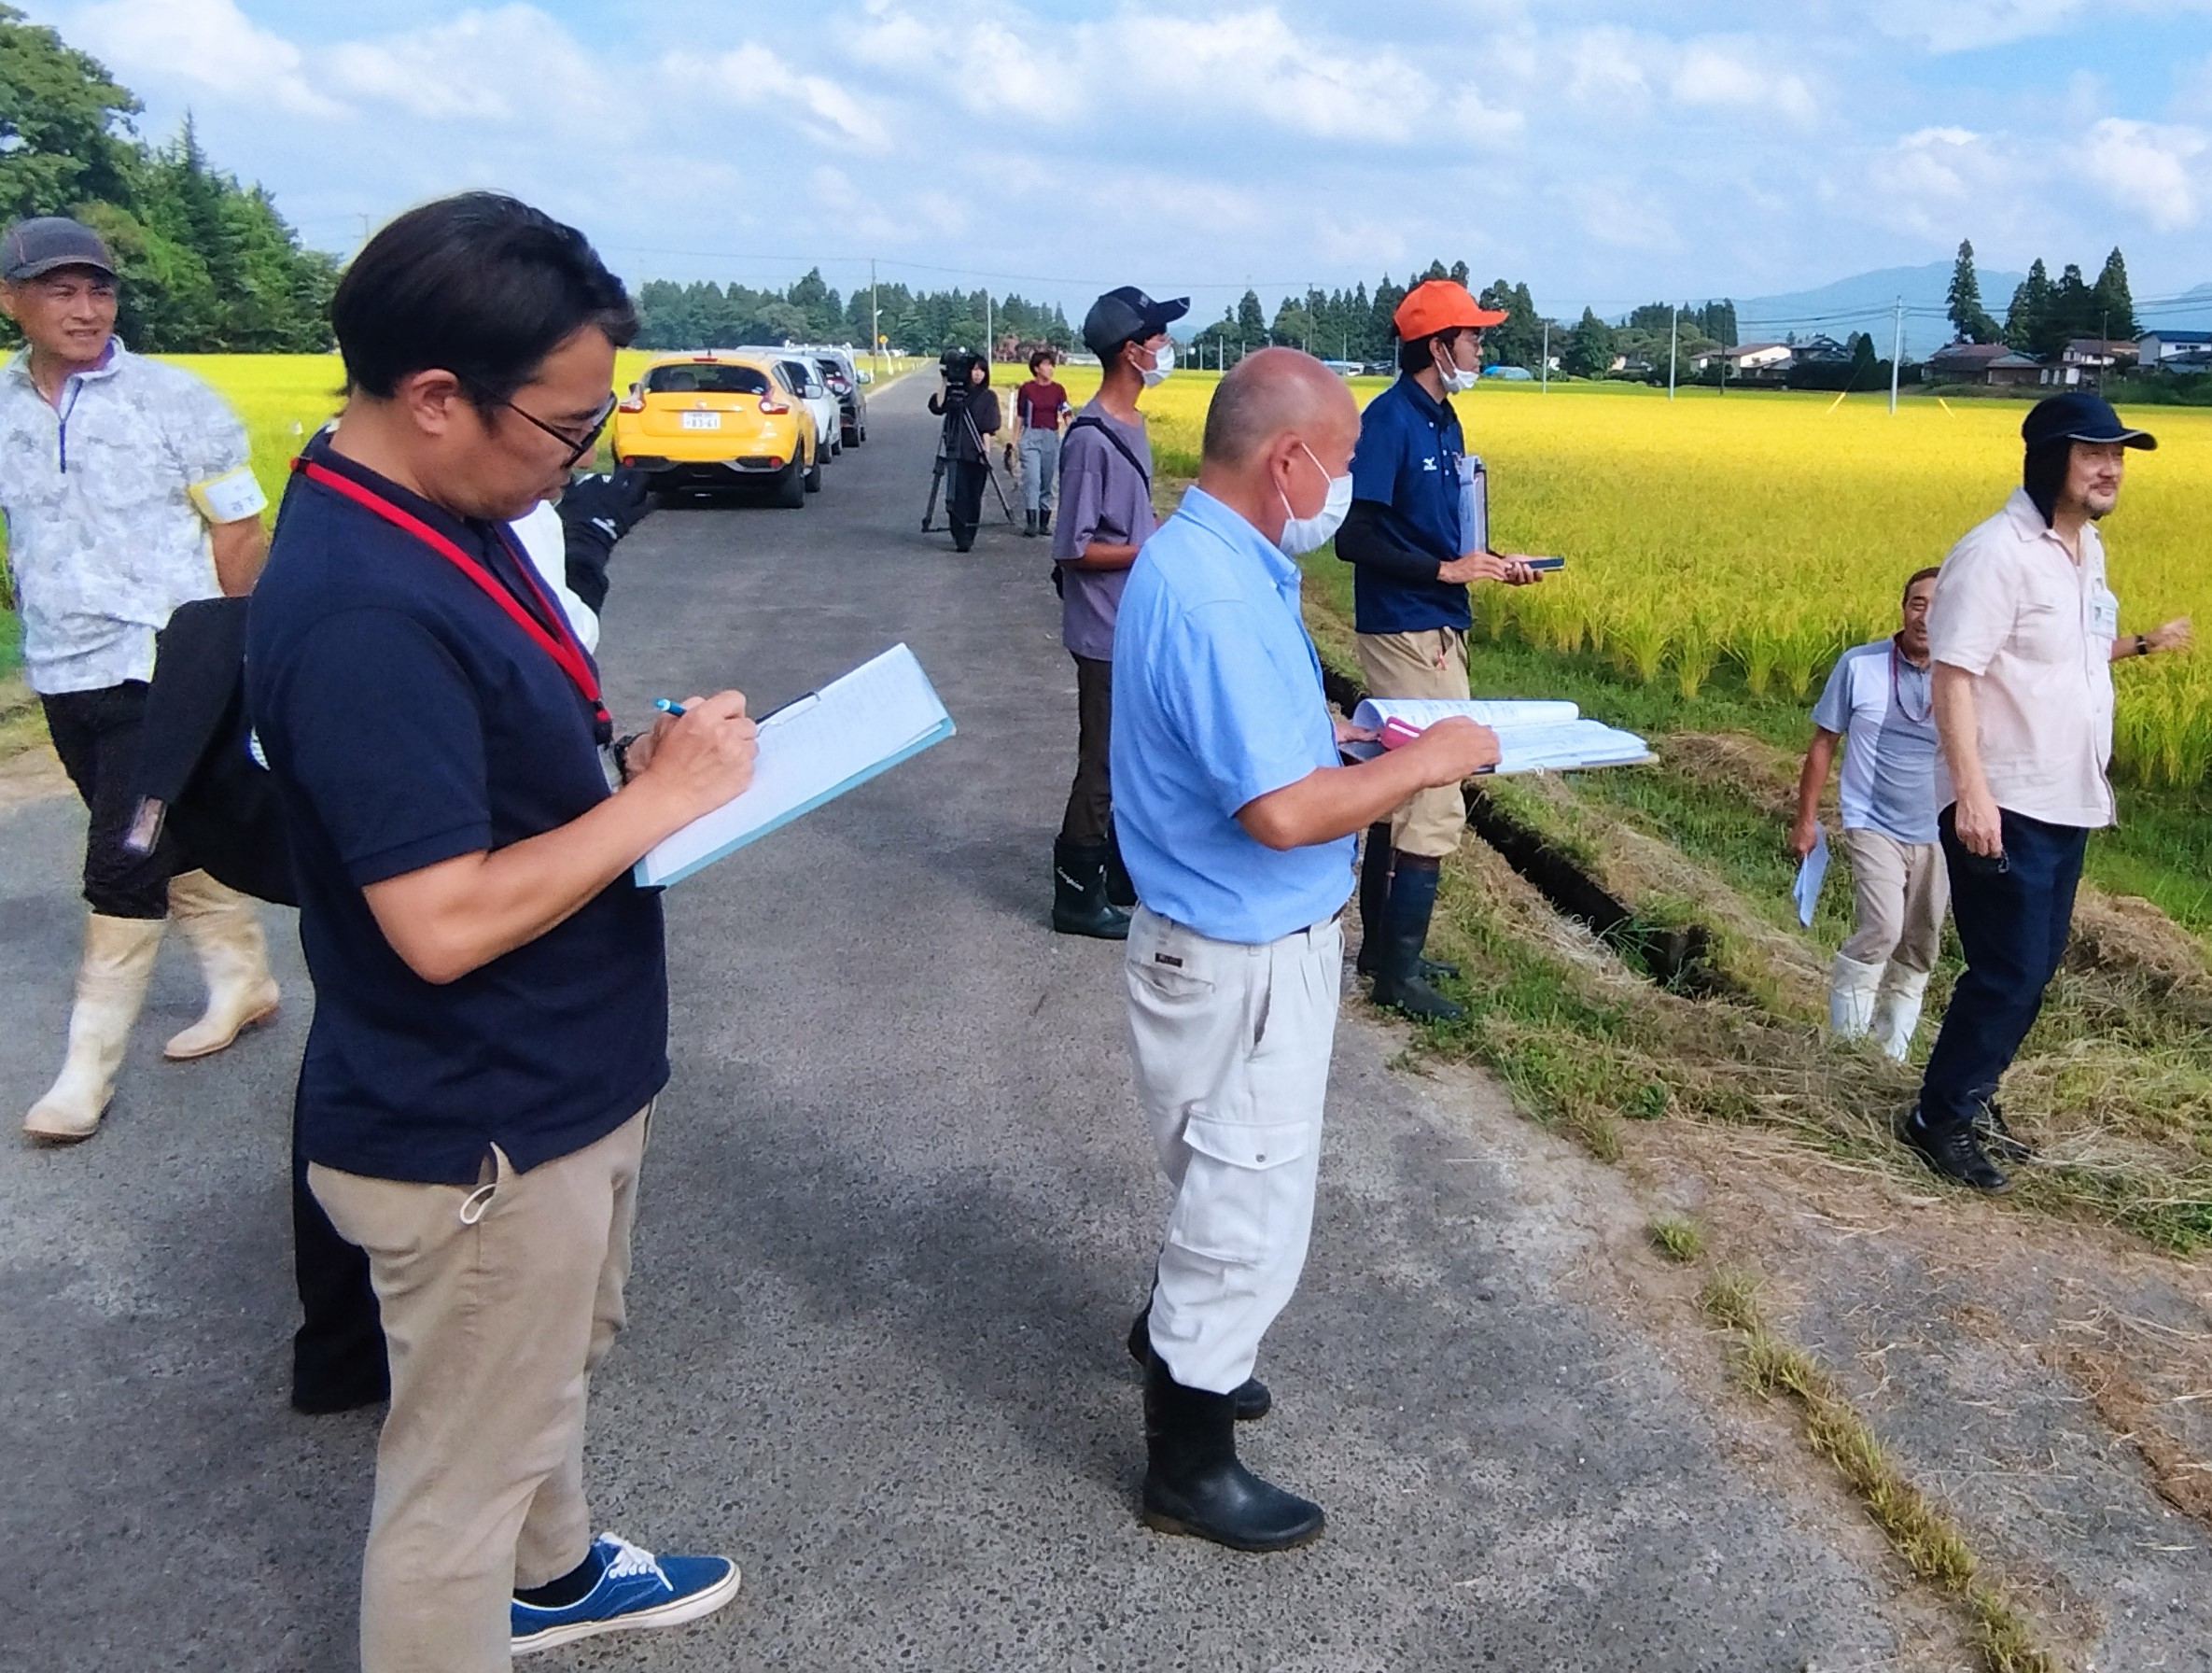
[1141,1351,1323,1551]
[1039,507,1051,538]
[290,1154,389,1414]
[1368,855,1463,1022]
[1355,828,1460,982]
[1104,823,1138,911]
[1053,837,1130,939]
[1024,509,1038,537]
[1127,1306,1270,1420]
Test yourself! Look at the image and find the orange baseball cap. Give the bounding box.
[1393,278,1507,339]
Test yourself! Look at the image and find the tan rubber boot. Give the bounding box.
[162,869,280,1061]
[24,914,167,1143]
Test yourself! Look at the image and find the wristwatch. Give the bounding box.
[2135,633,2151,657]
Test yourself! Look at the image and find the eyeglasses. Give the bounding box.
[502,391,617,468]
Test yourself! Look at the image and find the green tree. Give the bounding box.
[2004,259,2051,354]
[0,4,137,220]
[2091,246,2139,342]
[1945,239,2003,344]
[1561,308,1615,378]
[1235,288,1267,344]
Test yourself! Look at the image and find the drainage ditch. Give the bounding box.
[1322,664,1724,995]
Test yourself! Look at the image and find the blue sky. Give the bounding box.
[27,0,2212,323]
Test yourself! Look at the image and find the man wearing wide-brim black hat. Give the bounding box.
[1900,390,2191,1192]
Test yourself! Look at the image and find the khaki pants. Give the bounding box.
[1125,907,1341,1395]
[1355,628,1469,859]
[1838,827,1949,974]
[309,1107,651,1673]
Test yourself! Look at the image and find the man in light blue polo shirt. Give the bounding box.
[1113,348,1497,1554]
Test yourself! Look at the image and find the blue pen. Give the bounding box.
[652,697,686,718]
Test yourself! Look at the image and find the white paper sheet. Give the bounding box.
[1351,696,1582,733]
[1792,825,1828,927]
[635,643,954,887]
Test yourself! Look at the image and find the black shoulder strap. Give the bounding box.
[1066,414,1150,490]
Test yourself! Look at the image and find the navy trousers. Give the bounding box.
[1916,804,2088,1137]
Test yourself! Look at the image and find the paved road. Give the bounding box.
[3,376,1919,1671]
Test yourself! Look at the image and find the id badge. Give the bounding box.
[2090,583,2120,640]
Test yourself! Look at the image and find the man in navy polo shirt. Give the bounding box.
[1337,279,1541,1021]
[248,194,756,1671]
[1114,348,1497,1551]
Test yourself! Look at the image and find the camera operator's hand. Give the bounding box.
[628,691,756,825]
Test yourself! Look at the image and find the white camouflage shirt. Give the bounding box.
[0,340,264,694]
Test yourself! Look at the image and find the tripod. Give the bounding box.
[921,401,1016,532]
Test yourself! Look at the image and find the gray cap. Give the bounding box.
[3,218,117,282]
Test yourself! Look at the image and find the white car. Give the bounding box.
[747,348,844,462]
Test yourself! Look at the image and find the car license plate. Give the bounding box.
[680,411,721,430]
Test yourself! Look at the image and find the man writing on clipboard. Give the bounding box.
[1337,279,1544,1021]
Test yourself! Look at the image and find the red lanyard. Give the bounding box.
[293,457,610,739]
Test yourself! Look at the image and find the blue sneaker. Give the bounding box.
[511,1531,740,1657]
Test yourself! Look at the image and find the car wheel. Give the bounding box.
[830,434,843,457]
[773,457,806,508]
[805,443,824,492]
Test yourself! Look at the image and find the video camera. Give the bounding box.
[938,346,984,394]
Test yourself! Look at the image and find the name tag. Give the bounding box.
[2090,583,2119,640]
[189,465,268,525]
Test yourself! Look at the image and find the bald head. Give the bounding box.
[1202,347,1356,468]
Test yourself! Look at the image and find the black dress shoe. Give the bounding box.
[1127,1308,1270,1419]
[1141,1352,1323,1552]
[1900,1106,2010,1193]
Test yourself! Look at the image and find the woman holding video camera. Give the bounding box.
[928,349,1001,553]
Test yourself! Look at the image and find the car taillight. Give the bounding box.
[758,398,790,414]
[618,394,645,413]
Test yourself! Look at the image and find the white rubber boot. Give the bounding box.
[1870,965,1931,1062]
[162,869,280,1061]
[1827,951,1884,1040]
[24,915,167,1142]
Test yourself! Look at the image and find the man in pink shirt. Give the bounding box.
[1902,392,2190,1191]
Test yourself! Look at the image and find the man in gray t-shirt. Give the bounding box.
[1788,568,1948,1061]
[1047,284,1186,939]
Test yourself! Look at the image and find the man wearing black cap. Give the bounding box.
[1049,284,1187,938]
[0,217,281,1144]
[1901,391,2190,1191]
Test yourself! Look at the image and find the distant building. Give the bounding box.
[1925,342,2011,382]
[1985,352,2046,387]
[1688,342,1792,379]
[2138,330,2212,370]
[1793,334,1853,365]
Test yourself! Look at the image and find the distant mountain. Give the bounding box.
[1733,262,2024,361]
[2140,283,2212,332]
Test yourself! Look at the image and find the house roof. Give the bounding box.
[1928,342,2009,365]
[1988,352,2044,368]
[2143,330,2212,344]
[2065,338,2139,355]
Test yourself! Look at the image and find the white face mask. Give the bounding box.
[1436,341,1480,393]
[1139,340,1174,387]
[1277,442,1353,555]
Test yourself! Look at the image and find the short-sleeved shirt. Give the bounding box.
[1112,486,1355,944]
[1015,379,1069,432]
[1926,487,2117,829]
[1346,373,1471,635]
[1810,638,1939,845]
[1052,398,1156,661]
[245,437,668,1185]
[0,339,265,694]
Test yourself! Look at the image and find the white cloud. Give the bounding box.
[1869,0,2212,52]
[2085,118,2208,231]
[322,7,607,125]
[67,0,343,118]
[1670,39,1817,126]
[680,44,891,151]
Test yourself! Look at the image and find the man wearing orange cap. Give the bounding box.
[1337,279,1539,1020]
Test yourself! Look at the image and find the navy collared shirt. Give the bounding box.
[245,436,669,1185]
[1112,486,1354,944]
[1346,374,1470,634]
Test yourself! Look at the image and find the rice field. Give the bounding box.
[1024,364,2211,788]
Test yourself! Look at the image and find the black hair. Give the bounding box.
[1902,566,1940,604]
[1397,327,1478,377]
[1029,348,1054,373]
[2022,440,2071,527]
[331,192,637,411]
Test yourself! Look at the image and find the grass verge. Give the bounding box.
[1699,1270,2058,1673]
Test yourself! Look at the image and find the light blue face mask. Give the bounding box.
[1277,442,1353,555]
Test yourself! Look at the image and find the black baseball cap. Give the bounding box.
[1082,285,1189,357]
[2022,390,2156,452]
[2,217,117,282]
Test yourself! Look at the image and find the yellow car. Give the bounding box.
[611,352,820,506]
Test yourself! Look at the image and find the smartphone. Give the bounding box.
[1524,555,1566,572]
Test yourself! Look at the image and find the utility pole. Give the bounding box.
[1541,319,1549,392]
[1888,296,1904,415]
[985,292,993,361]
[869,258,879,373]
[1668,304,1678,400]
